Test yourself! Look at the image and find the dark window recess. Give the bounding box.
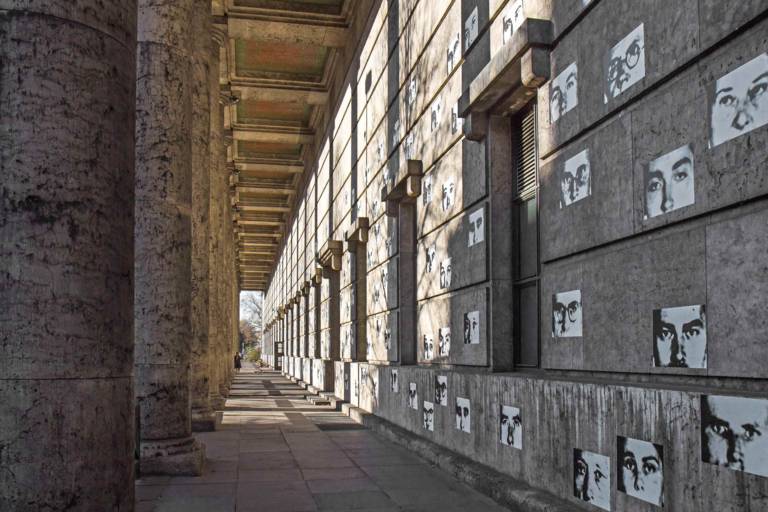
[512,103,540,368]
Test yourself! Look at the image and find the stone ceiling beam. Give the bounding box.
[232,84,328,105]
[235,162,304,174]
[228,17,347,48]
[233,128,314,145]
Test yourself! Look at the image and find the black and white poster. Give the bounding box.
[502,0,524,45]
[442,180,455,211]
[560,149,591,208]
[604,24,645,103]
[447,32,460,73]
[644,144,694,219]
[500,405,522,449]
[390,368,398,393]
[552,290,582,338]
[652,304,706,369]
[408,382,418,410]
[438,327,451,357]
[430,98,442,133]
[439,258,452,289]
[423,333,435,361]
[617,436,663,507]
[574,449,611,511]
[701,394,768,477]
[425,244,436,273]
[455,397,471,433]
[464,6,479,51]
[550,62,578,123]
[710,53,768,147]
[468,207,484,247]
[463,310,480,344]
[435,375,448,406]
[423,400,435,431]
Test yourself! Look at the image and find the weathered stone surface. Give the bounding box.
[0,5,136,510]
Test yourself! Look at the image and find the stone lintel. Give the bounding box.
[228,16,348,48]
[345,216,370,245]
[319,240,344,271]
[382,160,423,216]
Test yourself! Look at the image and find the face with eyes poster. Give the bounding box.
[560,149,591,208]
[455,397,471,433]
[500,405,522,449]
[550,62,578,123]
[652,304,707,369]
[645,145,695,219]
[552,290,582,338]
[710,53,768,147]
[604,24,645,103]
[574,449,610,511]
[617,436,663,507]
[701,395,768,477]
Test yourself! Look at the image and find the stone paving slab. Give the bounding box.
[136,370,513,512]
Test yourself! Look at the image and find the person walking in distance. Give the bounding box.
[234,353,242,373]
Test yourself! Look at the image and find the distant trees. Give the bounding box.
[239,291,262,352]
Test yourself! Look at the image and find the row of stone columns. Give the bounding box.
[1,1,241,507]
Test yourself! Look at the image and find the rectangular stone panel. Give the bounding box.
[367,309,399,363]
[366,256,399,315]
[366,214,398,270]
[417,284,489,366]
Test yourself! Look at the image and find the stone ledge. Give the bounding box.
[343,410,572,512]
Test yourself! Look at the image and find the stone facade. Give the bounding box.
[264,1,768,511]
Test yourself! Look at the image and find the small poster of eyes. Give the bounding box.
[451,103,463,134]
[652,304,707,369]
[559,149,590,208]
[425,244,436,273]
[644,144,694,219]
[434,375,448,406]
[441,180,455,211]
[464,6,479,51]
[408,382,418,409]
[390,368,398,393]
[430,98,442,133]
[604,24,645,103]
[455,397,471,433]
[617,436,663,507]
[574,449,610,510]
[463,311,480,344]
[439,258,452,289]
[468,207,484,247]
[422,174,433,205]
[552,290,582,338]
[500,405,522,449]
[423,400,435,431]
[550,62,578,124]
[502,0,524,45]
[709,53,768,148]
[438,326,451,356]
[423,333,435,360]
[447,32,461,73]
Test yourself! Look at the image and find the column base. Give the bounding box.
[191,407,217,432]
[210,393,226,411]
[139,437,205,476]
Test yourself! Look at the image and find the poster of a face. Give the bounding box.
[447,32,461,72]
[710,53,768,147]
[423,334,435,360]
[431,98,442,132]
[652,304,706,369]
[604,24,645,103]
[435,375,448,406]
[390,369,399,392]
[456,397,471,433]
[391,119,400,148]
[468,208,484,247]
[500,405,522,449]
[439,258,452,289]
[426,244,436,273]
[404,132,415,160]
[422,175,433,206]
[438,327,451,356]
[407,77,418,107]
[560,149,591,208]
[701,395,768,477]
[383,328,391,349]
[502,0,524,45]
[617,436,663,507]
[550,62,578,123]
[552,290,582,338]
[464,6,479,51]
[451,103,463,134]
[441,180,455,211]
[574,449,610,511]
[423,401,435,431]
[408,382,418,410]
[645,144,694,219]
[463,310,480,344]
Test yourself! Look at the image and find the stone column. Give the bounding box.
[191,10,215,432]
[134,0,206,475]
[0,3,137,509]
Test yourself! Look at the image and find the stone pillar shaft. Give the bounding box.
[134,0,206,475]
[0,3,137,509]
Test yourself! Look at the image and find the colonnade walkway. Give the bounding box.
[136,366,512,511]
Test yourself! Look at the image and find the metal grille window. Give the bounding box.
[512,103,540,368]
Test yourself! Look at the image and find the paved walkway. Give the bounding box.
[136,366,511,512]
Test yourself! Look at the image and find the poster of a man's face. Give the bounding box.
[701,395,768,477]
[426,244,436,273]
[710,53,768,147]
[645,144,695,219]
[464,7,479,51]
[451,103,463,134]
[423,401,435,431]
[438,327,451,357]
[560,149,591,208]
[500,405,522,449]
[617,436,663,507]
[455,397,471,433]
[652,304,707,369]
[423,334,434,360]
[463,310,480,344]
[408,382,418,410]
[550,62,578,124]
[574,449,610,511]
[435,376,448,406]
[390,369,398,392]
[552,290,582,338]
[423,175,433,205]
[604,24,645,103]
[468,208,484,247]
[440,258,452,289]
[441,180,455,211]
[502,0,524,45]
[447,32,460,72]
[431,98,442,133]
